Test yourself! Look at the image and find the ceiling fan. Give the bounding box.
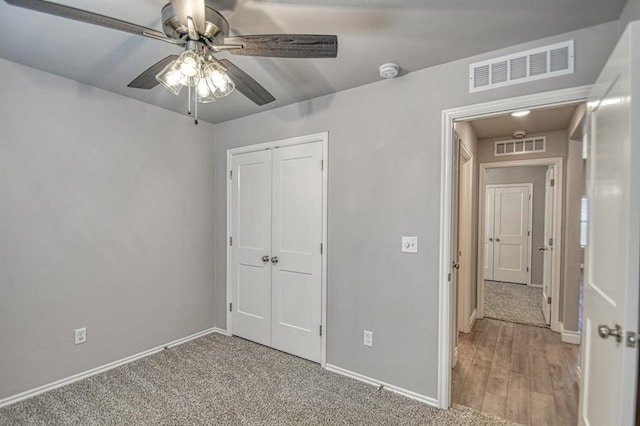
[4,0,338,123]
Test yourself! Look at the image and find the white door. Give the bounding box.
[483,187,495,281]
[490,185,531,284]
[230,141,324,363]
[579,22,639,426]
[230,150,272,346]
[271,142,323,363]
[541,167,554,325]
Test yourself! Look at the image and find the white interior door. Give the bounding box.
[483,187,495,281]
[230,140,324,363]
[579,22,639,426]
[541,167,554,325]
[492,185,531,284]
[271,142,323,363]
[230,150,272,347]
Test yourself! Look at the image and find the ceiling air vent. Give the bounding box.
[470,40,574,93]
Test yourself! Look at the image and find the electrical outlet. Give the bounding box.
[363,330,373,347]
[75,327,86,345]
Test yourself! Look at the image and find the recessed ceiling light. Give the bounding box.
[511,110,531,117]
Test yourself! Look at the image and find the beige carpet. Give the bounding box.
[0,333,519,425]
[484,280,547,328]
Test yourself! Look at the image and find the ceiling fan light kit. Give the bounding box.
[4,0,338,125]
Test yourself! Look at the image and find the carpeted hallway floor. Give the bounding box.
[484,281,547,328]
[0,333,519,425]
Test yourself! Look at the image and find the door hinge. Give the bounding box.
[320,243,323,254]
[448,273,451,282]
[548,238,553,246]
[626,331,637,348]
[550,179,555,187]
[547,296,551,304]
[229,170,233,179]
[229,302,232,312]
[527,266,529,272]
[321,160,324,171]
[528,230,531,236]
[229,236,233,246]
[319,325,323,336]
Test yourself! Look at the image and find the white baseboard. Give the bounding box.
[560,323,581,345]
[530,282,543,288]
[468,308,477,330]
[0,327,216,409]
[324,364,439,407]
[213,327,231,337]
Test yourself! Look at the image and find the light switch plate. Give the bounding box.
[402,236,418,253]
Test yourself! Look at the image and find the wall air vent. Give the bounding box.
[469,40,574,93]
[495,136,546,157]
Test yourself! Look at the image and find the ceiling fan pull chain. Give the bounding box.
[194,92,198,125]
[187,86,192,116]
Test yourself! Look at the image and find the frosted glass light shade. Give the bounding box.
[203,62,235,98]
[196,79,217,103]
[155,61,182,96]
[175,50,201,87]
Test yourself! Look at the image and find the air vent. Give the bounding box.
[470,41,574,92]
[495,137,546,157]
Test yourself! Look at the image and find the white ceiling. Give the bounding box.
[470,104,579,140]
[0,0,627,124]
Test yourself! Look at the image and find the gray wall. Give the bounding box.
[485,167,548,285]
[213,22,620,398]
[620,0,640,32]
[0,60,217,400]
[478,130,569,164]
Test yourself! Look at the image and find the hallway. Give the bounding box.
[452,319,579,425]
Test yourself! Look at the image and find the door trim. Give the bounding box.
[438,85,591,409]
[226,132,329,367]
[484,182,534,286]
[457,142,473,333]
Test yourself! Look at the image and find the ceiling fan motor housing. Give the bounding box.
[161,1,229,41]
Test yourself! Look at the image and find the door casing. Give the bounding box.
[226,132,329,367]
[478,161,561,326]
[439,85,591,409]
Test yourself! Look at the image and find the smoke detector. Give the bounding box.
[379,63,399,79]
[513,130,527,139]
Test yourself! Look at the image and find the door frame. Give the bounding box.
[225,132,329,367]
[438,85,591,409]
[480,170,558,318]
[457,142,474,334]
[483,182,534,287]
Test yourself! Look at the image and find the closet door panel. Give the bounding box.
[271,142,323,362]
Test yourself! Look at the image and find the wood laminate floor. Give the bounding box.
[452,319,579,426]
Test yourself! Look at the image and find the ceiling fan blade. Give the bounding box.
[128,55,179,89]
[4,0,179,44]
[219,59,275,106]
[223,35,338,58]
[171,0,205,33]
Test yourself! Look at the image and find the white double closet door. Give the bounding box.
[484,184,531,284]
[230,141,323,363]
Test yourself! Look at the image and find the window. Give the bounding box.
[580,196,588,248]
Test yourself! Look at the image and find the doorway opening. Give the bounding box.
[439,88,590,425]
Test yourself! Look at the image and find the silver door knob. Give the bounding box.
[488,237,494,242]
[271,256,279,264]
[598,324,623,343]
[262,255,270,263]
[495,238,500,242]
[452,262,460,270]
